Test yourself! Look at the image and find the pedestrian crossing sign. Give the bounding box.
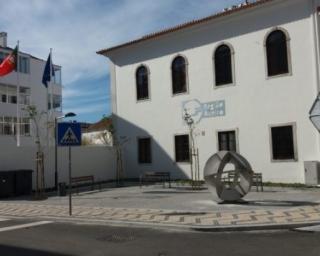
[58,122,81,146]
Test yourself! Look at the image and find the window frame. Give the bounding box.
[213,42,236,89]
[269,122,298,162]
[137,136,152,165]
[171,55,189,96]
[174,133,190,163]
[216,128,239,153]
[135,64,151,102]
[264,27,292,79]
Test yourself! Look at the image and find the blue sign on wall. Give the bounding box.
[57,122,82,146]
[182,99,226,124]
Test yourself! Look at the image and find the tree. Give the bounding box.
[23,105,47,198]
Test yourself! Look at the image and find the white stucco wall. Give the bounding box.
[0,146,116,189]
[106,0,320,183]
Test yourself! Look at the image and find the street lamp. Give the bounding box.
[54,112,76,191]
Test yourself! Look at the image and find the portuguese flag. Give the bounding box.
[0,46,18,76]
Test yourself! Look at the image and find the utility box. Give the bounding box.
[304,161,320,185]
[0,170,33,198]
[0,172,15,198]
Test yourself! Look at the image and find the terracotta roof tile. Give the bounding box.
[97,0,275,55]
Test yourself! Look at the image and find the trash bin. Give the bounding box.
[59,182,67,196]
[14,170,33,196]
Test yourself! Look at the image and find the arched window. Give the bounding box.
[266,30,289,77]
[136,65,149,100]
[172,56,187,94]
[214,44,233,86]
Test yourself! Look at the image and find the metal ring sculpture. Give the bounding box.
[204,151,253,202]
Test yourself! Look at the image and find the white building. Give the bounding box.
[82,118,113,146]
[98,0,320,184]
[0,32,62,148]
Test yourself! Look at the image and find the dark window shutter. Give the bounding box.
[266,30,289,77]
[172,56,187,94]
[138,138,151,163]
[215,45,233,86]
[136,66,149,100]
[218,131,237,152]
[271,126,295,160]
[175,135,190,162]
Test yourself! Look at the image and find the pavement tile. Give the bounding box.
[0,200,320,229]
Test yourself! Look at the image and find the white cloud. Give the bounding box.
[0,0,242,84]
[0,0,241,121]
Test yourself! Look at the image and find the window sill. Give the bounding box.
[266,72,292,80]
[271,158,298,163]
[136,98,151,103]
[176,161,191,164]
[214,83,235,89]
[172,91,189,97]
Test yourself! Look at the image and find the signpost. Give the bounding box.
[57,122,81,216]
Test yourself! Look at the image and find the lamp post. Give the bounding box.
[54,112,76,191]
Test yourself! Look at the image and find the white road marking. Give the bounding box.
[0,221,53,233]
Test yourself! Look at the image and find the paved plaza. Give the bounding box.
[0,184,320,230]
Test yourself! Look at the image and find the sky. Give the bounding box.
[0,0,243,123]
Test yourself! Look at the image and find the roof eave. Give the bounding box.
[96,0,275,57]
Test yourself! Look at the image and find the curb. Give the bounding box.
[3,213,320,233]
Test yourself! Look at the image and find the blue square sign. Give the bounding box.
[58,122,81,146]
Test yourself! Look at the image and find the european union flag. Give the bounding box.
[42,53,55,88]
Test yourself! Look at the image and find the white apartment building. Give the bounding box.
[0,32,62,148]
[98,0,320,184]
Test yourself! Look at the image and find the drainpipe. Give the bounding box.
[312,0,320,92]
[311,0,320,162]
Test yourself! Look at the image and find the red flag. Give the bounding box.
[0,46,18,76]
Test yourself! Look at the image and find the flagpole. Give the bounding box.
[50,48,53,120]
[16,40,20,147]
[46,52,49,147]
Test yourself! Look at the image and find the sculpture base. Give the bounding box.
[218,199,249,205]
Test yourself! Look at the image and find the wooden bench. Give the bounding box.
[223,171,263,192]
[140,172,171,188]
[71,175,95,194]
[252,173,263,192]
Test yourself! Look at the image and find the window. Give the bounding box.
[53,67,62,85]
[175,134,190,162]
[138,138,152,164]
[48,94,62,111]
[271,125,296,160]
[266,30,289,77]
[136,66,149,100]
[0,84,30,105]
[19,56,30,74]
[0,116,30,136]
[0,52,8,63]
[0,84,6,103]
[53,94,62,111]
[3,117,12,135]
[218,131,237,152]
[172,56,187,95]
[19,87,30,105]
[214,44,233,86]
[20,118,30,136]
[7,86,17,104]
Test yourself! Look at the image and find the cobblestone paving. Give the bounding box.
[0,202,320,228]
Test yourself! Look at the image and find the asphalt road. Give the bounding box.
[0,219,319,256]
